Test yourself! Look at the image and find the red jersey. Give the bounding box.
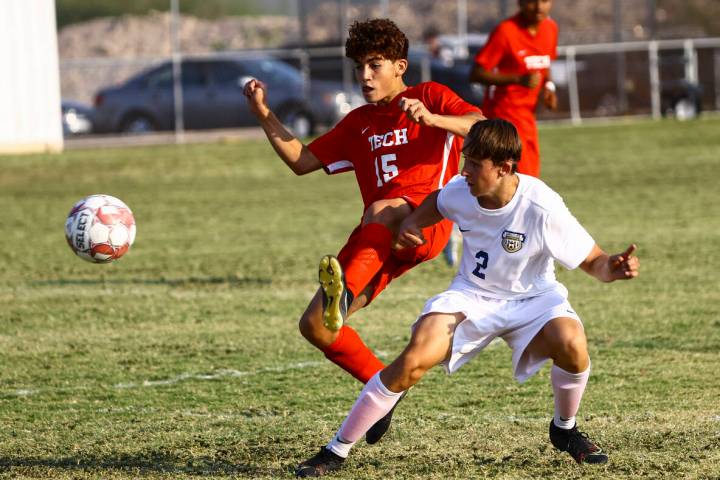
[474,14,558,119]
[308,82,481,211]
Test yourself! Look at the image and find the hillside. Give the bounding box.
[57,0,720,104]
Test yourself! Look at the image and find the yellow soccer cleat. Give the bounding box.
[318,255,349,331]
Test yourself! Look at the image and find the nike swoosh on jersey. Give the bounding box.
[361,126,370,134]
[459,227,471,232]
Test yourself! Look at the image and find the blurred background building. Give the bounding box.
[0,0,63,153]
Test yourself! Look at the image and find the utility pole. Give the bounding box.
[613,0,628,114]
[170,0,184,144]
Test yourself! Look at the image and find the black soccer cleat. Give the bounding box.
[549,420,609,465]
[318,255,352,331]
[295,447,345,477]
[365,390,407,444]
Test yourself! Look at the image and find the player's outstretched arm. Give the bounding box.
[399,97,484,137]
[243,79,323,176]
[469,64,541,89]
[580,244,640,283]
[394,190,445,249]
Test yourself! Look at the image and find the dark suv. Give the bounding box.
[92,56,358,137]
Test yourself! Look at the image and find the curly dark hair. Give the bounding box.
[463,119,522,173]
[345,18,409,62]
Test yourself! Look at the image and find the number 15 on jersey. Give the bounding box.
[374,154,399,186]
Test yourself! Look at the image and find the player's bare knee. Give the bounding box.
[361,199,412,228]
[298,313,315,340]
[555,334,589,372]
[362,202,391,226]
[298,310,330,347]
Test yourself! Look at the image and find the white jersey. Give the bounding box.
[436,174,595,300]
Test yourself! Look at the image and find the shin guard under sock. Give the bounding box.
[322,325,384,383]
[551,363,590,429]
[326,372,403,457]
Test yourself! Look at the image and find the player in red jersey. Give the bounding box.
[470,0,558,177]
[243,18,482,442]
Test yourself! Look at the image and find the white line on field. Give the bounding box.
[114,361,324,389]
[2,360,325,397]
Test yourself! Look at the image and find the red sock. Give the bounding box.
[322,326,385,383]
[343,223,393,298]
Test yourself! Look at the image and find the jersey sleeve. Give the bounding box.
[473,25,508,71]
[543,203,595,270]
[421,82,482,117]
[307,114,355,175]
[436,175,463,222]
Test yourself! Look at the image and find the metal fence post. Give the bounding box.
[340,0,352,98]
[566,47,582,125]
[299,49,310,102]
[715,49,720,110]
[420,55,431,83]
[379,0,389,17]
[458,0,468,57]
[684,39,698,85]
[649,40,661,119]
[170,0,184,144]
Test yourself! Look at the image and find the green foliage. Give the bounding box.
[55,0,277,28]
[0,117,719,478]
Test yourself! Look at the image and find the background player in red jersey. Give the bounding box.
[243,18,482,442]
[470,0,558,178]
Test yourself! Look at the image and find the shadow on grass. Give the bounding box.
[31,275,271,287]
[0,452,282,477]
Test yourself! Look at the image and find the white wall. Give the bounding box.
[0,0,63,154]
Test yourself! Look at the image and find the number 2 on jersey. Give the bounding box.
[472,250,489,279]
[374,153,399,186]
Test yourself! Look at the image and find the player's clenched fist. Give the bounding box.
[608,244,640,280]
[243,78,270,118]
[400,97,437,127]
[394,220,426,250]
[519,71,542,89]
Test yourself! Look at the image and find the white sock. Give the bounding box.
[551,363,590,430]
[326,372,403,458]
[326,433,355,458]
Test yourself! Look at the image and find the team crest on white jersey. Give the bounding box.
[502,230,526,253]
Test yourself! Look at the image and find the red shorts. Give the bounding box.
[516,126,540,177]
[484,106,541,178]
[337,218,452,304]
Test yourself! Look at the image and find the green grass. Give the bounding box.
[1,117,719,479]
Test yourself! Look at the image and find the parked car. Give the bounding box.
[405,52,484,106]
[61,100,94,136]
[92,56,360,137]
[287,37,485,108]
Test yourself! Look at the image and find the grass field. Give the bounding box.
[1,117,719,479]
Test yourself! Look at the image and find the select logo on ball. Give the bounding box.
[65,194,136,263]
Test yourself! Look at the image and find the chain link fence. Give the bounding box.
[57,0,720,140]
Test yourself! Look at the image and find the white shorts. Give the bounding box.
[415,282,582,383]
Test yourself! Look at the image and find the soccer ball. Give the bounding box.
[65,194,136,263]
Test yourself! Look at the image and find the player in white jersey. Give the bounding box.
[295,119,640,477]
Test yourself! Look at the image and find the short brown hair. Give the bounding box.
[462,119,522,172]
[345,18,409,62]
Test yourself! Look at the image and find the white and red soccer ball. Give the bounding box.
[65,194,136,263]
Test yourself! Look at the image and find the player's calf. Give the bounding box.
[365,389,407,444]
